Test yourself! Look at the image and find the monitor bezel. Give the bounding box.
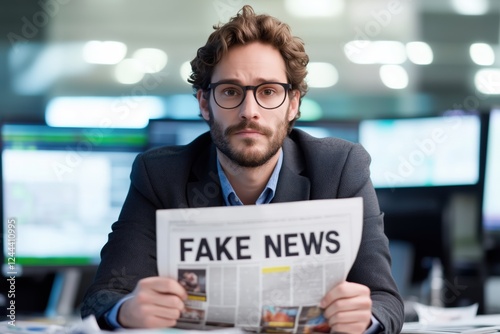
[481,109,500,273]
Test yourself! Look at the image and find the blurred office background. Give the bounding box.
[3,0,500,122]
[1,0,500,320]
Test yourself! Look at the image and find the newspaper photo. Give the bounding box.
[156,197,363,333]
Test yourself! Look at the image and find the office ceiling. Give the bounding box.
[1,0,500,122]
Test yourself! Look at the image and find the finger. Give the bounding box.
[127,303,183,328]
[151,292,186,310]
[137,277,188,300]
[133,287,186,312]
[327,308,371,326]
[328,309,371,334]
[119,294,184,328]
[321,282,370,307]
[148,303,184,322]
[330,322,370,334]
[333,282,370,298]
[323,295,372,319]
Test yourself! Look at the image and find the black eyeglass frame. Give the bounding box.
[207,82,293,110]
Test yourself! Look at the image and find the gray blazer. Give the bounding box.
[81,129,404,333]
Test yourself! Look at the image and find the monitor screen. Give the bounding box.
[358,114,481,188]
[1,124,147,268]
[483,109,500,234]
[147,119,209,148]
[295,120,359,143]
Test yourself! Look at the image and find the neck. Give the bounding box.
[218,149,281,205]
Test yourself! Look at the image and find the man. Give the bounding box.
[81,5,404,333]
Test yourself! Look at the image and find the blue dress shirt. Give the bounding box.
[217,150,283,206]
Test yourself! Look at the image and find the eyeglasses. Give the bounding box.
[207,82,292,110]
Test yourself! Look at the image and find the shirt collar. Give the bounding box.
[217,150,283,206]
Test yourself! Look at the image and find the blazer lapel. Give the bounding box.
[187,143,224,208]
[273,137,311,202]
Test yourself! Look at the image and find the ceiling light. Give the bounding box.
[379,65,408,89]
[83,41,127,65]
[344,41,406,64]
[10,43,90,95]
[375,42,407,64]
[180,61,192,84]
[470,43,495,66]
[475,69,500,94]
[450,0,489,15]
[406,42,433,65]
[284,0,345,17]
[132,48,168,73]
[115,59,145,84]
[306,62,338,88]
[344,41,374,64]
[45,96,165,128]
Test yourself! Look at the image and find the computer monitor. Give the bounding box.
[1,124,147,270]
[482,109,500,253]
[358,114,481,189]
[147,119,209,148]
[295,120,359,143]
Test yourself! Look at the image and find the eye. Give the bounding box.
[258,85,278,97]
[220,85,242,97]
[262,88,276,96]
[223,89,238,96]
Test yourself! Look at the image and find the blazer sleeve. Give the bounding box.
[80,153,162,329]
[338,143,405,334]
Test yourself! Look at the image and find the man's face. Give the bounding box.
[197,42,299,168]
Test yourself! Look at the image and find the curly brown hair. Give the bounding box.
[188,5,309,120]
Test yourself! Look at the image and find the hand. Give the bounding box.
[320,281,372,334]
[118,276,188,328]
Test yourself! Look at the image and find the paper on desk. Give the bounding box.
[71,316,247,333]
[414,302,479,325]
[401,305,500,334]
[0,321,65,334]
[115,328,246,333]
[156,198,363,332]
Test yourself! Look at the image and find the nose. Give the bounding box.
[238,89,261,120]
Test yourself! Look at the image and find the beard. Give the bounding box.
[207,106,291,168]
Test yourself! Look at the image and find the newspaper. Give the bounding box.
[156,198,363,333]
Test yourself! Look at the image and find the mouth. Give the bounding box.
[225,121,271,138]
[234,128,263,136]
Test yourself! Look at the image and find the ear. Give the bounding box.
[287,90,300,122]
[197,89,210,121]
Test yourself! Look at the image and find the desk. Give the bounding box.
[402,314,500,333]
[1,317,247,334]
[4,315,500,333]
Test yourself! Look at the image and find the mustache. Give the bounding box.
[224,121,272,136]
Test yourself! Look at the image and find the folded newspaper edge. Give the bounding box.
[156,197,363,333]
